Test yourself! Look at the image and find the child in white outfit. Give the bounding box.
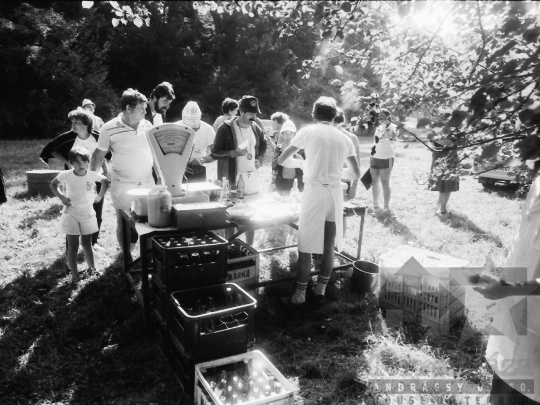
[50,146,110,283]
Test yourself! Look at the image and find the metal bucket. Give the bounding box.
[27,170,61,197]
[351,260,379,295]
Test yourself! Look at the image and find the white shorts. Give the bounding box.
[110,176,155,211]
[298,185,336,254]
[60,212,98,236]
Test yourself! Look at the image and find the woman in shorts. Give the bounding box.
[369,109,397,211]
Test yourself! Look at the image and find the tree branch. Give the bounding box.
[465,0,487,84]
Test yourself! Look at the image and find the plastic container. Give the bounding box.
[148,185,172,227]
[227,240,260,290]
[378,246,469,334]
[152,232,228,290]
[170,283,256,359]
[27,170,61,197]
[194,350,297,405]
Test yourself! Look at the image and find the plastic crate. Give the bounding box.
[194,350,297,405]
[151,277,172,322]
[151,309,170,359]
[170,283,256,359]
[170,335,246,397]
[152,231,228,290]
[227,240,260,290]
[378,246,469,334]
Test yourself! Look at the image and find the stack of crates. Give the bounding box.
[194,350,297,405]
[150,232,229,357]
[378,245,469,334]
[169,283,257,394]
[149,231,261,396]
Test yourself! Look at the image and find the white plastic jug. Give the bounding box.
[147,185,172,227]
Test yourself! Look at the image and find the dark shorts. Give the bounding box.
[370,157,394,170]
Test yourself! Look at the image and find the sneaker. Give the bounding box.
[92,243,105,252]
[280,296,306,308]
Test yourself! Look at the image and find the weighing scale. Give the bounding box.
[146,123,220,205]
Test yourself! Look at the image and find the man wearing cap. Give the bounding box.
[82,99,105,131]
[90,88,155,255]
[176,101,216,183]
[278,96,360,307]
[211,95,267,195]
[145,82,175,126]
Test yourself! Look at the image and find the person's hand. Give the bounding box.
[471,273,511,300]
[94,195,103,204]
[235,146,248,156]
[254,159,262,170]
[60,196,71,206]
[190,158,203,167]
[346,183,358,201]
[184,165,195,175]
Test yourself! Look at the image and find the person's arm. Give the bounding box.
[277,145,303,168]
[90,149,107,172]
[254,127,268,170]
[51,150,72,169]
[346,156,361,180]
[211,126,246,160]
[94,175,110,203]
[50,177,71,207]
[471,273,540,300]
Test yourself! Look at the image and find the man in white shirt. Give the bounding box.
[145,82,175,126]
[90,88,155,253]
[177,101,216,183]
[278,97,360,307]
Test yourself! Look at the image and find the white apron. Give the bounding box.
[298,181,344,254]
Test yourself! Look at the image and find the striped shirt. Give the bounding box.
[97,116,154,180]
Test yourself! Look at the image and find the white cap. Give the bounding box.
[280,120,297,133]
[182,101,202,128]
[82,99,95,107]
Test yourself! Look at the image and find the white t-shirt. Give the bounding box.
[234,122,257,173]
[291,122,356,185]
[372,124,396,159]
[178,120,216,160]
[150,112,164,126]
[72,135,102,174]
[56,170,104,216]
[97,116,154,180]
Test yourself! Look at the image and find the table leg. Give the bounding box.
[121,214,132,293]
[357,212,365,260]
[140,235,151,328]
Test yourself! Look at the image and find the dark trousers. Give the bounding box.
[491,373,540,405]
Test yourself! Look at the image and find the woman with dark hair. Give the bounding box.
[369,109,397,211]
[213,97,239,133]
[40,108,110,251]
[429,138,459,215]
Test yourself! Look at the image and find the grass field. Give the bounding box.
[0,137,524,404]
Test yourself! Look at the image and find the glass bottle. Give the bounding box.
[236,174,245,200]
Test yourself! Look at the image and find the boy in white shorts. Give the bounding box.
[50,146,110,283]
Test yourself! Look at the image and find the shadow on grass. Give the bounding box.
[11,190,51,201]
[372,210,417,241]
[17,203,63,229]
[437,211,504,248]
[0,253,185,405]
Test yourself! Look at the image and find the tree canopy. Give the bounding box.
[3,0,540,179]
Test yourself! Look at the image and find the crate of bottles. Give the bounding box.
[152,232,228,290]
[151,308,170,359]
[378,245,469,334]
[170,334,247,397]
[151,277,173,322]
[227,240,260,289]
[194,350,297,405]
[170,283,256,359]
